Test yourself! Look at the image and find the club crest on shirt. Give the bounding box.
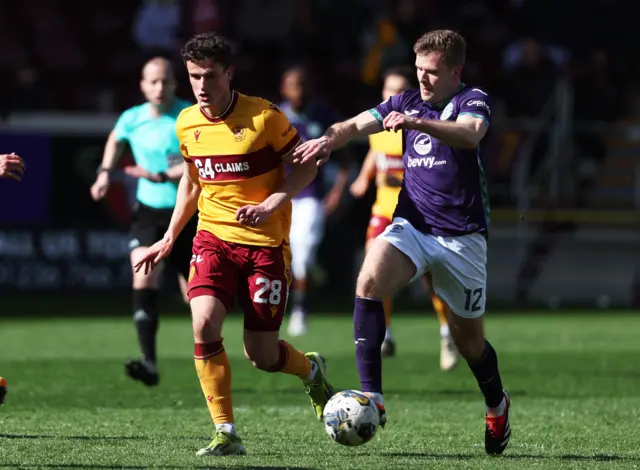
[440,102,454,121]
[232,124,247,142]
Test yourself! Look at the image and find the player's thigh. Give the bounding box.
[238,243,291,334]
[188,231,240,341]
[242,330,280,370]
[357,218,423,298]
[429,232,487,356]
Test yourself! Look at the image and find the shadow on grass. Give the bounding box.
[383,451,635,462]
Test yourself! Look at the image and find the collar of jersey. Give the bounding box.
[425,82,466,110]
[199,90,238,123]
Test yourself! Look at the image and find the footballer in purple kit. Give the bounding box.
[294,30,511,455]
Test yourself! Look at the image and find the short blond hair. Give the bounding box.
[413,30,466,68]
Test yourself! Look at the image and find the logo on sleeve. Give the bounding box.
[194,129,201,142]
[466,100,491,114]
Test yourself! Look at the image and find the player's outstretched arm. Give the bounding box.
[236,148,317,227]
[0,153,25,181]
[166,162,201,239]
[384,112,488,149]
[293,111,381,166]
[133,163,201,274]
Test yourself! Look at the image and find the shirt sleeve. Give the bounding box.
[113,109,134,142]
[264,102,302,157]
[368,92,406,127]
[458,89,492,128]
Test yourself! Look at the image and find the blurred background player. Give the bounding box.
[279,66,350,337]
[0,153,25,181]
[134,32,334,457]
[90,57,194,387]
[350,67,459,370]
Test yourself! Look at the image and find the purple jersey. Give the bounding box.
[370,85,492,236]
[281,101,340,199]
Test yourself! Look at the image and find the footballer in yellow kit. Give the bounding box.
[134,32,334,457]
[350,67,459,370]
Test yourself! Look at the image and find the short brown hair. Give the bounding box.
[413,30,466,68]
[181,31,233,69]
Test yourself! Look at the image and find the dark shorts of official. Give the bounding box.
[130,202,197,280]
[188,230,292,332]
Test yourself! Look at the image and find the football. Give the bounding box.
[323,390,380,446]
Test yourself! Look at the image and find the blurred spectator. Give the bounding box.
[502,38,560,118]
[573,48,624,183]
[360,0,433,86]
[3,67,50,115]
[133,0,182,58]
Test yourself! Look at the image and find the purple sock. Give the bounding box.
[353,296,386,394]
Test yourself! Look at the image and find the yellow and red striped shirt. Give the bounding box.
[177,91,301,247]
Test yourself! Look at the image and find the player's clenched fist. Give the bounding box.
[382,111,417,132]
[133,234,175,274]
[292,137,332,166]
[0,153,25,181]
[236,203,274,227]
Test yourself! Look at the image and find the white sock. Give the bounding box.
[364,392,384,406]
[440,324,450,338]
[303,360,318,385]
[486,397,506,417]
[384,328,393,341]
[216,423,237,435]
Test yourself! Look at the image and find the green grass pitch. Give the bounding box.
[1,312,639,469]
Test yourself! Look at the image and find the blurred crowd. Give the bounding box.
[0,0,633,123]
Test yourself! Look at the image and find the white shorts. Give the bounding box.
[379,217,488,318]
[290,197,325,279]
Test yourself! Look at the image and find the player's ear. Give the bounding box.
[453,65,463,79]
[225,65,235,83]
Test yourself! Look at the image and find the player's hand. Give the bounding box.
[235,203,274,227]
[0,153,25,181]
[133,234,175,275]
[349,177,369,199]
[123,165,162,182]
[382,111,417,133]
[292,137,332,167]
[90,171,110,201]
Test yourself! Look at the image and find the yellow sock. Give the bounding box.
[194,341,234,425]
[383,297,392,327]
[431,292,448,326]
[278,340,312,380]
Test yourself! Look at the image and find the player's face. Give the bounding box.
[281,71,306,107]
[415,52,462,103]
[140,64,176,107]
[186,59,234,111]
[382,75,411,101]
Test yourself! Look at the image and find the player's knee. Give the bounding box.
[355,268,383,298]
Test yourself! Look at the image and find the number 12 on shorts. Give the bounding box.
[253,277,283,306]
[464,287,483,312]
